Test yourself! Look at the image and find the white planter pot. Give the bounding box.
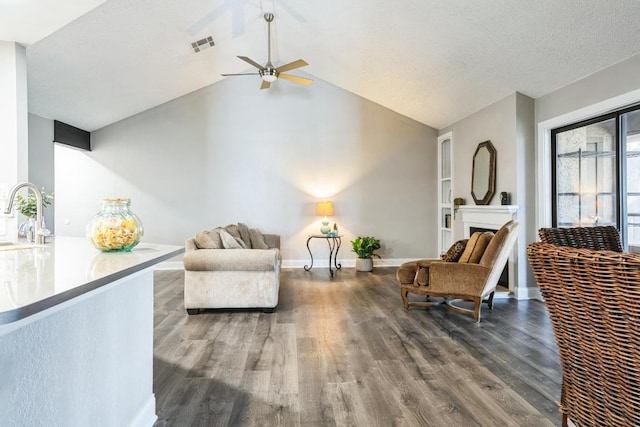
[356,258,373,272]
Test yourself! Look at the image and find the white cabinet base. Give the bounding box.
[0,269,157,427]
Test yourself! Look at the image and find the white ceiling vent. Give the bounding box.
[191,36,214,53]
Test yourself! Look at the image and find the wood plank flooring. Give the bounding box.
[153,267,562,426]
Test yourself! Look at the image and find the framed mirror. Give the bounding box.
[471,140,496,205]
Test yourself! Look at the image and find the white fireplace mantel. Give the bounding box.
[458,205,519,234]
[458,205,520,298]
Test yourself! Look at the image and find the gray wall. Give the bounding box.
[440,92,520,237]
[28,113,55,231]
[536,54,640,124]
[439,91,537,294]
[535,53,640,232]
[53,77,438,264]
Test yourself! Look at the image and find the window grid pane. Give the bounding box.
[555,118,617,227]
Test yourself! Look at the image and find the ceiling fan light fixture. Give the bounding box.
[222,13,311,89]
[260,68,278,82]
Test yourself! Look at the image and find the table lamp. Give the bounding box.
[316,201,334,234]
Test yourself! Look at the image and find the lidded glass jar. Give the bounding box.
[86,198,144,252]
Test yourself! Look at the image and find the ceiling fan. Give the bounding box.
[221,13,312,90]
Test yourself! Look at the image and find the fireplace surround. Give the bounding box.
[458,205,519,298]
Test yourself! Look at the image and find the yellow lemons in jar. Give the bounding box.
[86,198,143,252]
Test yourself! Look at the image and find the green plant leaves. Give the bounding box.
[350,236,381,259]
[15,188,54,218]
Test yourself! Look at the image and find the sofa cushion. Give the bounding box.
[441,239,468,262]
[194,229,222,249]
[219,229,244,249]
[480,221,517,268]
[458,232,494,264]
[224,224,247,248]
[249,228,269,249]
[237,222,252,248]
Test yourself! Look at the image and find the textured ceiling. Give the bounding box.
[0,0,108,46]
[9,0,640,131]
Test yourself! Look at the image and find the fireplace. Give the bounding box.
[458,205,519,297]
[470,226,508,288]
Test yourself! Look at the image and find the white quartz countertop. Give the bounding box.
[0,236,183,325]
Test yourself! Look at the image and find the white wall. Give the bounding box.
[53,77,438,264]
[0,41,28,241]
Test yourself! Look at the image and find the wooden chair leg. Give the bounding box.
[473,297,482,323]
[562,413,568,427]
[400,287,410,309]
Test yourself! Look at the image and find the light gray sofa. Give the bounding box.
[183,232,281,314]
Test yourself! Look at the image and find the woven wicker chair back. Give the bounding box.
[527,242,640,426]
[538,225,622,252]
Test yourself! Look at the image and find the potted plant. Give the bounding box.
[351,236,381,272]
[15,188,54,240]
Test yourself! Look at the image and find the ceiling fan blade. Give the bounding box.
[260,80,271,90]
[221,73,259,76]
[279,74,313,85]
[276,59,309,73]
[238,56,265,70]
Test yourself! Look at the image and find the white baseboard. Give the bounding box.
[159,259,425,270]
[128,395,157,427]
[282,258,418,269]
[515,286,542,301]
[155,259,542,302]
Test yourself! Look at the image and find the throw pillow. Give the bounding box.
[219,229,243,249]
[458,232,494,263]
[249,228,269,249]
[224,224,247,248]
[194,229,222,249]
[237,222,252,248]
[441,239,468,262]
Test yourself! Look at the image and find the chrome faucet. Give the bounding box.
[4,182,44,244]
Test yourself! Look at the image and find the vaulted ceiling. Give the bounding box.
[4,0,640,132]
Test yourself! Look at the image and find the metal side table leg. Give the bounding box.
[303,236,314,271]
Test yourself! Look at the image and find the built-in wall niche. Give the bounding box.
[437,132,453,255]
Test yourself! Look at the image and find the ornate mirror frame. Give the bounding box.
[471,140,497,205]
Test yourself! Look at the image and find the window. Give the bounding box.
[551,105,640,251]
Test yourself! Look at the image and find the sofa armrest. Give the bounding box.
[183,248,280,271]
[428,262,491,296]
[185,238,198,252]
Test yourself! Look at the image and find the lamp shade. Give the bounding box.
[316,201,334,217]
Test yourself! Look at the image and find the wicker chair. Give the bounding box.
[538,225,622,252]
[527,242,640,427]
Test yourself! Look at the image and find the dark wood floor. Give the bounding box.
[153,267,562,427]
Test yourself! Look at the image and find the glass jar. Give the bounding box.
[86,198,144,252]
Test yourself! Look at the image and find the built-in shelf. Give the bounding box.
[437,132,453,255]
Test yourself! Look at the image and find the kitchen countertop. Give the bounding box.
[0,236,183,325]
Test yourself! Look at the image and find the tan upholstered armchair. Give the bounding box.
[397,220,519,322]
